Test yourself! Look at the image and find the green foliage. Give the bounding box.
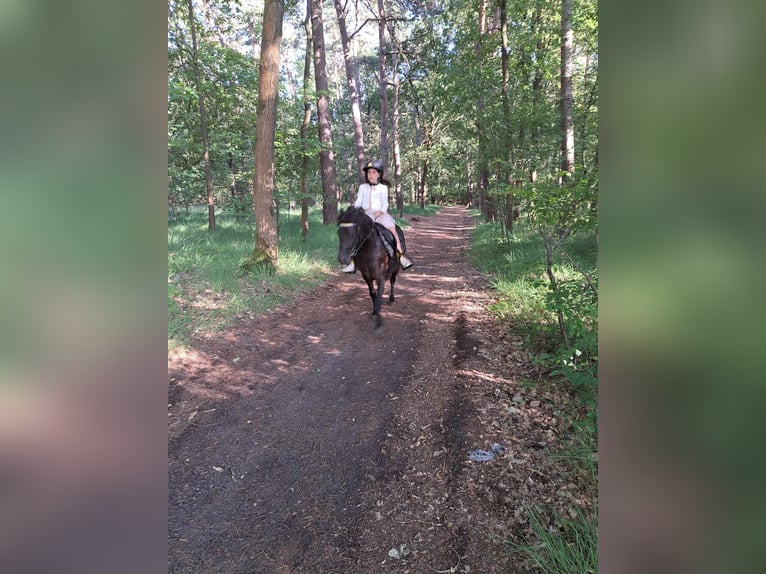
[167,0,597,216]
[168,0,261,210]
[470,217,597,406]
[544,275,598,407]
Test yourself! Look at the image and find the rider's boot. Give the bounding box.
[398,251,413,270]
[341,259,356,273]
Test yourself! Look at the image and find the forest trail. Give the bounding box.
[168,206,566,573]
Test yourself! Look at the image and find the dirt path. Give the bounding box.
[168,206,580,573]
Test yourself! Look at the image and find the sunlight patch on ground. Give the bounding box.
[457,368,516,386]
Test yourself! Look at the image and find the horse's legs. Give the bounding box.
[372,279,384,329]
[388,271,397,303]
[365,277,380,318]
[388,266,398,303]
[373,279,385,315]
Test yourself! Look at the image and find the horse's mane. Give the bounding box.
[337,205,369,225]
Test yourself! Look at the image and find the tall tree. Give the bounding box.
[334,0,366,178]
[499,0,514,233]
[186,0,216,231]
[385,2,403,215]
[578,53,596,172]
[530,0,547,184]
[475,0,491,219]
[250,0,285,268]
[311,0,339,224]
[300,1,313,239]
[411,99,424,206]
[560,0,575,181]
[376,0,390,169]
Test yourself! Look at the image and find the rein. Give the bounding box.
[338,220,373,258]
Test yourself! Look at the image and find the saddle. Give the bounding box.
[373,223,406,261]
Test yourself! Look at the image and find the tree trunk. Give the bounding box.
[250,0,285,269]
[474,1,490,221]
[334,0,366,178]
[529,5,545,183]
[385,6,403,216]
[478,0,488,34]
[560,0,575,182]
[478,158,489,218]
[420,154,429,209]
[186,0,215,232]
[465,155,473,206]
[228,152,246,217]
[413,103,423,205]
[419,110,433,209]
[300,1,312,239]
[545,233,569,346]
[500,0,513,233]
[579,53,597,174]
[376,0,389,169]
[311,0,339,224]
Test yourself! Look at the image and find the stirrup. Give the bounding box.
[341,261,356,273]
[399,253,413,270]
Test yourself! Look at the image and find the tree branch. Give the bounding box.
[349,16,416,39]
[552,238,598,299]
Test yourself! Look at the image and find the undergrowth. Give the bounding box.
[469,217,598,573]
[511,503,598,574]
[469,218,597,406]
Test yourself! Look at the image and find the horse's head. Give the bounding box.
[336,206,368,264]
[337,205,367,225]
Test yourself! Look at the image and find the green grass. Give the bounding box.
[168,204,443,348]
[468,217,598,410]
[400,203,441,218]
[168,206,339,348]
[469,219,597,352]
[511,503,598,574]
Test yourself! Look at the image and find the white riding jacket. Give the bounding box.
[354,183,396,228]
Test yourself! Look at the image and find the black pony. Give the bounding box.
[337,206,401,330]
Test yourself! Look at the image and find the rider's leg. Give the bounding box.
[387,224,413,269]
[388,225,404,253]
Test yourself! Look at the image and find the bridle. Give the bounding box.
[338,220,373,258]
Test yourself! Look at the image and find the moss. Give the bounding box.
[239,248,277,276]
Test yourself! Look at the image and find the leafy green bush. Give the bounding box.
[544,275,598,408]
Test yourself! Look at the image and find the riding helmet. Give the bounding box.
[363,159,384,175]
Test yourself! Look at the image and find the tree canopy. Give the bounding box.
[168,0,597,231]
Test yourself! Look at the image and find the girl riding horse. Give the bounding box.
[341,159,413,273]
